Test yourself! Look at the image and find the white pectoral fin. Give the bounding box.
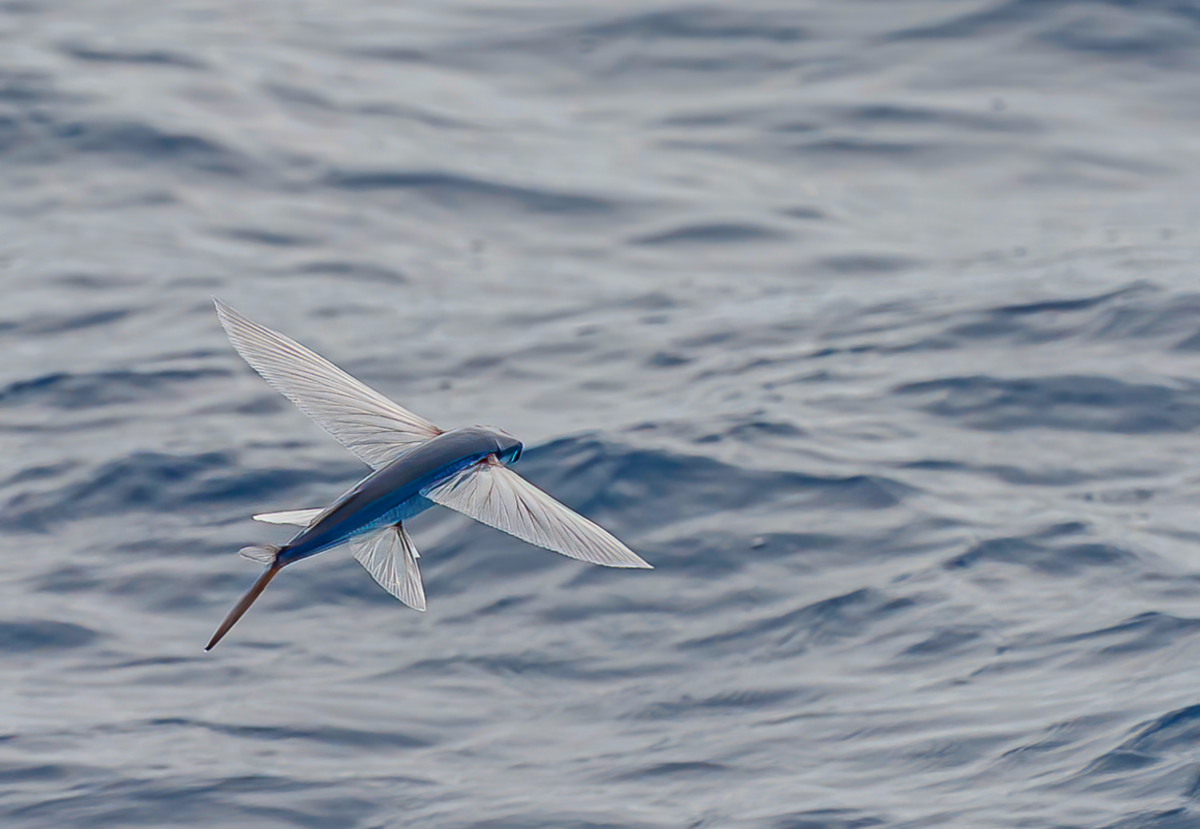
[349,525,426,611]
[214,298,443,470]
[422,461,652,569]
[253,508,325,526]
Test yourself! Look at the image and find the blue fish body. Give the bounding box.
[206,299,647,651]
[278,426,522,566]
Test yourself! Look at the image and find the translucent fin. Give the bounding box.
[214,298,443,470]
[238,543,281,564]
[422,460,652,569]
[348,525,426,611]
[253,508,324,527]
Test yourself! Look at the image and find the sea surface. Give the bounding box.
[3,1,1200,827]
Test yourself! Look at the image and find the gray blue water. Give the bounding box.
[4,1,1200,826]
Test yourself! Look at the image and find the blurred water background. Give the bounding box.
[4,1,1200,826]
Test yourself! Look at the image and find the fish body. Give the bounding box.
[205,299,648,650]
[277,427,521,566]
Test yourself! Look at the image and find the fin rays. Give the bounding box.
[349,525,426,611]
[214,298,442,469]
[238,543,281,564]
[423,460,651,569]
[253,508,324,527]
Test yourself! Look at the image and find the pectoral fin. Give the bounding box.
[422,459,651,568]
[214,299,443,469]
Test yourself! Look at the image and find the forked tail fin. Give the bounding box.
[205,562,282,651]
[238,543,281,564]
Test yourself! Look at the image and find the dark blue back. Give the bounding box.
[281,426,521,561]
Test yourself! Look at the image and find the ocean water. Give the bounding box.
[3,1,1200,826]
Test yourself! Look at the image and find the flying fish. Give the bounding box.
[205,299,650,650]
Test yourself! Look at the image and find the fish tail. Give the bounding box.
[238,543,281,564]
[205,562,283,651]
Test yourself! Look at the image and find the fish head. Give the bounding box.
[479,426,523,466]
